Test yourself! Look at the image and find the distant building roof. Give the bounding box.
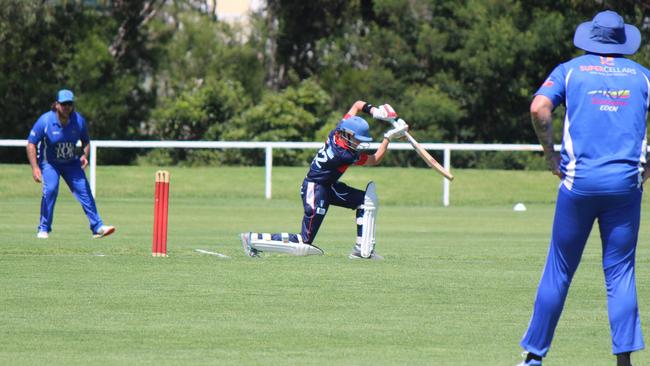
[216,0,263,22]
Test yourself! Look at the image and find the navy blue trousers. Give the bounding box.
[270,179,365,244]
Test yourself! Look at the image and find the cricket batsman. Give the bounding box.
[240,101,408,259]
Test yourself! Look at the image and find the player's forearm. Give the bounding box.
[530,96,555,157]
[26,143,39,168]
[531,115,554,154]
[368,138,390,165]
[347,100,379,117]
[82,144,90,160]
[346,101,366,116]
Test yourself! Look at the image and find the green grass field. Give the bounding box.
[1,164,650,365]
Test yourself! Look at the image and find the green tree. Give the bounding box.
[221,79,332,165]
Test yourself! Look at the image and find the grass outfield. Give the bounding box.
[1,164,650,365]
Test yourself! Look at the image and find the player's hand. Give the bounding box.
[372,104,398,122]
[383,119,408,141]
[80,155,89,169]
[546,152,563,179]
[32,166,42,183]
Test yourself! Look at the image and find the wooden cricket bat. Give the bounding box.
[394,119,454,181]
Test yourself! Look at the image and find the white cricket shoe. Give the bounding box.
[240,232,260,257]
[93,225,116,239]
[36,231,49,239]
[348,250,384,260]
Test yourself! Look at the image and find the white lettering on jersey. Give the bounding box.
[599,105,619,112]
[55,142,75,160]
[313,145,331,168]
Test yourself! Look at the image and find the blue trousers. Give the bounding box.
[39,162,104,234]
[521,185,644,356]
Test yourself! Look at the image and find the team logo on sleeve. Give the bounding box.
[541,79,554,87]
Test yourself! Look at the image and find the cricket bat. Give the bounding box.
[393,118,454,181]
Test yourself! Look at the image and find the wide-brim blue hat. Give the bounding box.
[574,10,641,55]
[57,89,75,103]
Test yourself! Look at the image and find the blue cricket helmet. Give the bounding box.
[338,116,372,142]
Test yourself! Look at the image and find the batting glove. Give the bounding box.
[372,104,398,122]
[384,119,408,140]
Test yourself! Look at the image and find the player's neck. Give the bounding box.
[56,111,69,126]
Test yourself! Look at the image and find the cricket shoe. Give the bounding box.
[93,225,116,239]
[240,232,260,257]
[516,352,542,366]
[348,250,384,260]
[36,231,49,239]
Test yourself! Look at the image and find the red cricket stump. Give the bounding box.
[152,170,170,257]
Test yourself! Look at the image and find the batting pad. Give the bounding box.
[250,233,324,256]
[360,182,378,258]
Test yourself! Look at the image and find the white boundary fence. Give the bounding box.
[1,139,551,206]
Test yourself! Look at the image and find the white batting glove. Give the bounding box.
[372,104,398,122]
[383,119,408,140]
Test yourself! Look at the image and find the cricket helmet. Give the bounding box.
[337,116,373,142]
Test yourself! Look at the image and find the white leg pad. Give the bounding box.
[360,182,378,258]
[250,233,324,256]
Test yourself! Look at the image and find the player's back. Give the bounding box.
[561,54,649,194]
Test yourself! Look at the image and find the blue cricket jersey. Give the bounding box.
[306,120,368,185]
[536,53,650,194]
[27,110,90,165]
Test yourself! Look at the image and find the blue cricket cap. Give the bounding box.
[57,89,75,103]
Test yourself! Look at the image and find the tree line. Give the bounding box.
[1,0,649,168]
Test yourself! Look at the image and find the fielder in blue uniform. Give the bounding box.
[518,11,649,366]
[27,89,115,239]
[240,101,408,259]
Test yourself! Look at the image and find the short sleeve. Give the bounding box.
[534,64,566,108]
[353,153,369,166]
[27,115,46,144]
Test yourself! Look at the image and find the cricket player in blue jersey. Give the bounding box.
[240,101,407,259]
[27,89,115,239]
[518,11,649,366]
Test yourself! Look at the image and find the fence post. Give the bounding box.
[89,142,97,198]
[443,148,451,207]
[265,145,273,199]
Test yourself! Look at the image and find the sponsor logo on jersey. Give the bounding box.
[587,89,630,99]
[588,89,631,112]
[542,79,554,87]
[579,64,637,75]
[55,142,75,160]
